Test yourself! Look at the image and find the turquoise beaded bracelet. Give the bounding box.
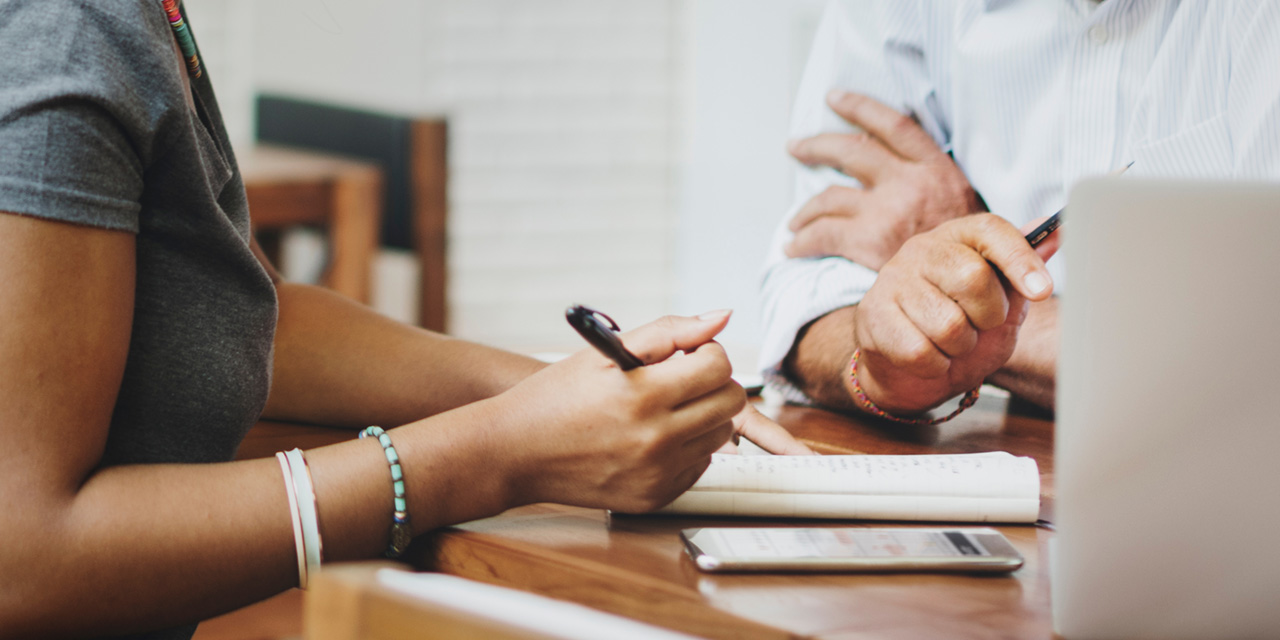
[359,426,412,557]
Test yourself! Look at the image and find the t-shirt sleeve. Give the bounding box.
[0,2,148,232]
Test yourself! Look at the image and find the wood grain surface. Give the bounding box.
[398,394,1058,639]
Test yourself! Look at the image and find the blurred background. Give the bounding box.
[185,0,827,370]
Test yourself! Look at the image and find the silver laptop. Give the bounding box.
[1054,178,1280,638]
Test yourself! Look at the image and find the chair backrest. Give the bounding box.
[257,95,448,333]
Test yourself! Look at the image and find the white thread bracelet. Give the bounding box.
[284,448,323,588]
[275,451,307,589]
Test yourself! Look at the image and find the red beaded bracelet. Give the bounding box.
[848,349,981,425]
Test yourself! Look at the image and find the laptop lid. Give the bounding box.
[1053,178,1280,638]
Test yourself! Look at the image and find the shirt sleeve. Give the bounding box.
[759,0,943,400]
[1227,0,1280,179]
[0,2,147,232]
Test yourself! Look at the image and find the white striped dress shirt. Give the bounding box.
[761,0,1280,402]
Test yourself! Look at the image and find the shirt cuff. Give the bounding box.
[758,256,878,402]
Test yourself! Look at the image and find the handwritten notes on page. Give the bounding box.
[656,453,1040,523]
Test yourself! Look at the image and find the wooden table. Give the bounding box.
[309,393,1058,639]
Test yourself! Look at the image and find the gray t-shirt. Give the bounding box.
[0,2,276,638]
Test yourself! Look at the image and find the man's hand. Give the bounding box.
[852,215,1058,414]
[786,91,983,271]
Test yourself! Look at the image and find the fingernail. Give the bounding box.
[1023,271,1051,296]
[786,138,802,154]
[697,309,732,322]
[826,89,848,105]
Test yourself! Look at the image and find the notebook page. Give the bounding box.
[655,452,1040,522]
[660,491,1040,522]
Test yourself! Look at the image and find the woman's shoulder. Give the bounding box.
[0,0,177,85]
[0,0,169,37]
[0,0,188,138]
[0,0,188,231]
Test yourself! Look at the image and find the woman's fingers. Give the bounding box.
[617,311,731,366]
[731,405,817,455]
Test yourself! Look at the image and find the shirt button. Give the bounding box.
[1089,25,1108,44]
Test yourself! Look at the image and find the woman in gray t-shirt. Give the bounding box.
[0,1,810,638]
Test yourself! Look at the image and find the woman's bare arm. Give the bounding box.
[262,280,545,428]
[0,213,497,635]
[0,212,748,637]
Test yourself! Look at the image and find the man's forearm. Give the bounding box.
[782,306,861,412]
[987,297,1058,410]
[262,282,546,428]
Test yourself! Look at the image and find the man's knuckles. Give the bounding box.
[814,185,856,213]
[962,213,1023,250]
[947,259,993,296]
[932,307,978,356]
[828,90,871,118]
[887,112,921,142]
[835,131,876,158]
[789,186,852,231]
[882,336,948,378]
[886,188,927,224]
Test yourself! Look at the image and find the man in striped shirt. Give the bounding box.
[761,0,1280,418]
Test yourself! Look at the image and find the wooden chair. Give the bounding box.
[253,96,449,333]
[241,145,384,305]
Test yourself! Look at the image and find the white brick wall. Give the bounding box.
[247,0,684,349]
[193,1,823,361]
[425,1,683,347]
[182,0,255,151]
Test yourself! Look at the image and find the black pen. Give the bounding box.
[1024,212,1062,248]
[1025,161,1132,248]
[566,305,645,371]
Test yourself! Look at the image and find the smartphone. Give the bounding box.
[680,527,1024,573]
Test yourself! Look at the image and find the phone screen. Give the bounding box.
[681,527,1023,573]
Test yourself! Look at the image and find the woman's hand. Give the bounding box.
[718,404,818,455]
[487,311,749,513]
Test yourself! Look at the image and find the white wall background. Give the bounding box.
[182,0,255,149]
[188,0,826,366]
[675,0,826,360]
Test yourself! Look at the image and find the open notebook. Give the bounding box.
[655,452,1040,523]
